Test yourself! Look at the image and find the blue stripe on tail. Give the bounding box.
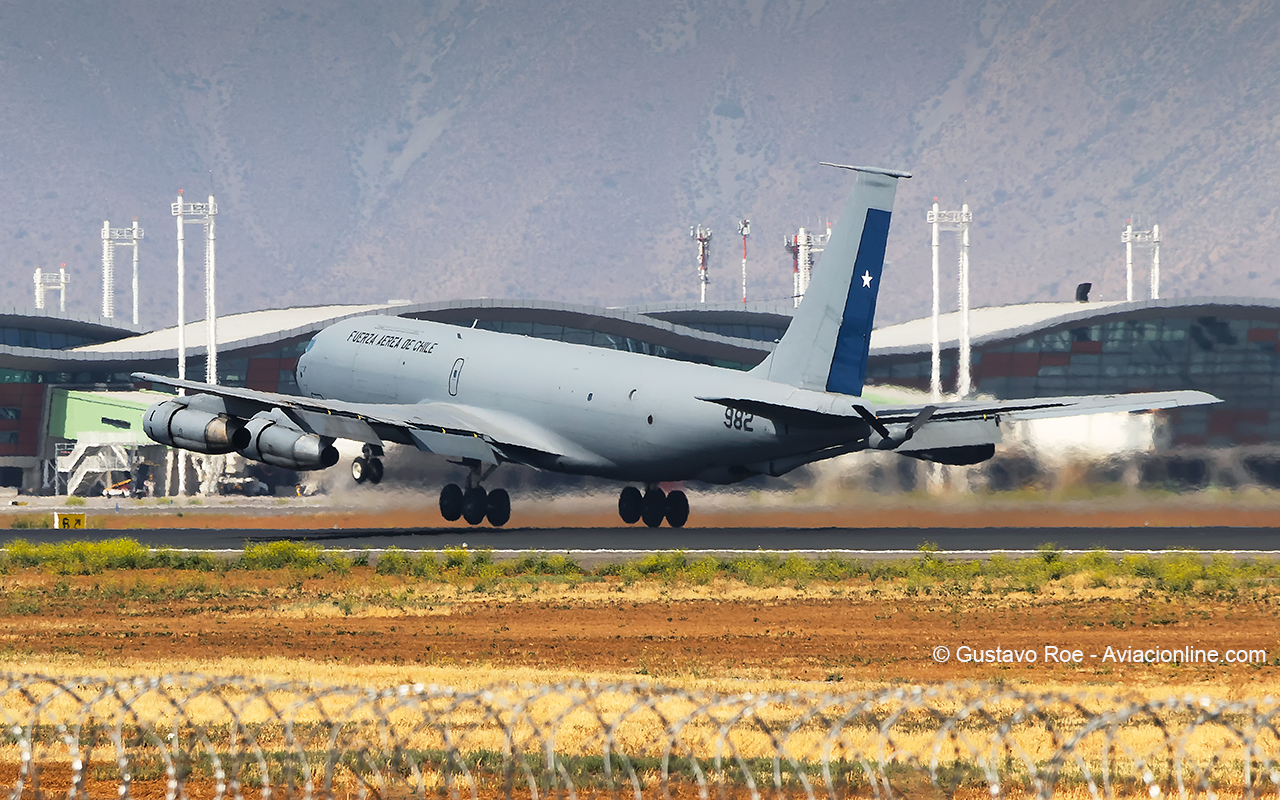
[825,208,892,395]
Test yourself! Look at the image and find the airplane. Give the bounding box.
[134,163,1219,528]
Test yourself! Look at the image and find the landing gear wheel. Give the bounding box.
[462,486,488,526]
[367,457,384,485]
[439,483,463,521]
[351,457,369,484]
[486,488,511,527]
[618,486,642,524]
[664,490,689,528]
[641,488,667,528]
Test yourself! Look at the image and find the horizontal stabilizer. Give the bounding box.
[701,389,1221,428]
[871,390,1222,423]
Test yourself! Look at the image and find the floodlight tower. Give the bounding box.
[926,200,974,399]
[784,222,831,307]
[737,219,750,304]
[101,218,144,323]
[691,225,712,303]
[33,263,69,313]
[1122,220,1161,301]
[172,192,218,385]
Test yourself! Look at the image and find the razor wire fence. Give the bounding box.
[0,675,1279,800]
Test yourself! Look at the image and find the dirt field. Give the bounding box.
[2,564,1278,697]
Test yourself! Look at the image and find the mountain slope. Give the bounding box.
[1,0,1276,329]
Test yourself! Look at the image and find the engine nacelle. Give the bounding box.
[143,400,250,454]
[901,443,997,466]
[239,416,339,471]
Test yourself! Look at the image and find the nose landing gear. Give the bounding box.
[618,485,688,528]
[439,459,509,527]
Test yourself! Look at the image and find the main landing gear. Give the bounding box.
[351,445,384,484]
[439,460,510,527]
[618,485,688,528]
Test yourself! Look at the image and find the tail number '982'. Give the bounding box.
[724,408,754,432]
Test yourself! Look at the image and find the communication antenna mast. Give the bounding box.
[784,222,831,307]
[691,225,713,303]
[34,263,69,313]
[101,218,144,323]
[1122,220,1161,301]
[927,200,973,399]
[737,219,750,304]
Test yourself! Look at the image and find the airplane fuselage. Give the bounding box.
[296,316,869,483]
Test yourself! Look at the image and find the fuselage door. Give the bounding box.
[448,358,464,397]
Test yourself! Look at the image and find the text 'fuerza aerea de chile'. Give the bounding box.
[347,330,438,354]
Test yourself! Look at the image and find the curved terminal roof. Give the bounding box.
[71,304,394,358]
[868,297,1280,356]
[43,299,774,370]
[3,295,1278,376]
[0,306,142,341]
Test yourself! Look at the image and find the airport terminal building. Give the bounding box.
[2,294,1278,493]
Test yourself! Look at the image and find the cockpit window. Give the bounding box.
[303,337,316,353]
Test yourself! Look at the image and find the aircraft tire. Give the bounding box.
[618,487,642,524]
[462,487,488,526]
[486,488,511,527]
[367,457,384,484]
[439,483,464,521]
[664,490,689,528]
[641,488,666,528]
[351,457,369,484]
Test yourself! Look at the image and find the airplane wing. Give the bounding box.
[700,389,1221,427]
[130,372,591,467]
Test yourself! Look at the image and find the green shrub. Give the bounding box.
[240,541,325,570]
[375,547,412,575]
[412,552,441,578]
[512,553,584,576]
[64,496,86,507]
[3,538,153,574]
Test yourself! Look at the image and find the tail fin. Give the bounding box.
[756,164,908,396]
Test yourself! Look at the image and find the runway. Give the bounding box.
[10,525,1280,556]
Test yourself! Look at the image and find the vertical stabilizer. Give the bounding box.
[756,164,908,396]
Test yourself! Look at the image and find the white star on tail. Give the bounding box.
[861,271,874,288]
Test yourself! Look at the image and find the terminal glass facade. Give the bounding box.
[865,311,1280,447]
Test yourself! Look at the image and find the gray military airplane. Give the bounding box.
[135,164,1218,528]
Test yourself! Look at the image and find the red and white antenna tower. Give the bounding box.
[691,224,713,303]
[737,219,750,304]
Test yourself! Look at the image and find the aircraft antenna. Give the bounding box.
[1122,219,1161,301]
[34,263,70,314]
[691,225,713,303]
[927,200,974,399]
[737,219,750,304]
[102,218,144,324]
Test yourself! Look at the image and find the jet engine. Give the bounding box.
[239,415,339,471]
[901,443,996,466]
[143,399,250,454]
